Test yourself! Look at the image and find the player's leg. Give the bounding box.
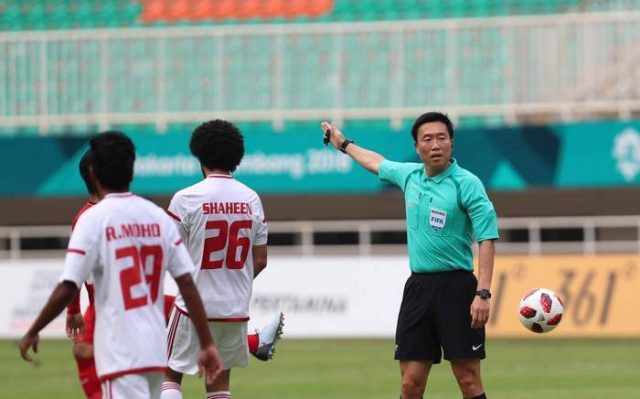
[73,345,101,399]
[450,359,485,399]
[203,321,249,398]
[164,295,176,323]
[163,307,188,399]
[439,271,487,399]
[205,369,231,398]
[147,371,165,399]
[165,296,284,362]
[103,371,164,399]
[73,304,101,399]
[161,368,184,399]
[248,312,285,361]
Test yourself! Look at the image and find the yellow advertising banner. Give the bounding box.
[487,255,640,337]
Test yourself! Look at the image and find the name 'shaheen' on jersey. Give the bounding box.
[105,223,161,241]
[202,202,253,215]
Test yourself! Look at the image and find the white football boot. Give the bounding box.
[253,312,285,361]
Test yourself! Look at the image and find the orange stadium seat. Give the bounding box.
[236,0,260,21]
[191,0,216,21]
[165,0,191,22]
[139,0,166,23]
[259,0,285,19]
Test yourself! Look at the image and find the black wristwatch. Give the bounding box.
[339,139,354,153]
[476,289,491,299]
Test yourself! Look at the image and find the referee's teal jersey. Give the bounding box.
[378,158,499,273]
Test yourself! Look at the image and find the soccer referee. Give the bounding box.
[320,112,499,399]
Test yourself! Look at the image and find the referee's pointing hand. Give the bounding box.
[321,121,346,151]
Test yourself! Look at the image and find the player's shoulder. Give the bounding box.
[172,180,203,198]
[169,180,208,207]
[72,200,108,232]
[232,177,261,200]
[206,175,261,200]
[79,200,107,218]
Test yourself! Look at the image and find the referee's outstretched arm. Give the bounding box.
[321,121,385,175]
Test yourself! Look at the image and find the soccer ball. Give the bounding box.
[518,288,564,333]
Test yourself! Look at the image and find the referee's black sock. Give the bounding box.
[465,394,487,399]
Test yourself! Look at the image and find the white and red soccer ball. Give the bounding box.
[518,288,564,333]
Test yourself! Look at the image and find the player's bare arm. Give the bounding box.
[253,244,268,278]
[320,121,385,174]
[20,281,79,362]
[471,240,495,329]
[174,273,223,385]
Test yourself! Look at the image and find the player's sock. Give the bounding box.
[206,391,231,399]
[76,357,101,399]
[161,382,182,399]
[465,394,486,399]
[247,333,259,354]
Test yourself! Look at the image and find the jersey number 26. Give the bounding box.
[201,220,252,270]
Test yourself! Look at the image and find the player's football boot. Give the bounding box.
[254,312,285,361]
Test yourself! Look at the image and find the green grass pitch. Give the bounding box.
[3,338,640,398]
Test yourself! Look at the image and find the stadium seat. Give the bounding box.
[1,0,637,137]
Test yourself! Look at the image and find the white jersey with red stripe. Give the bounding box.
[60,192,195,380]
[167,174,268,320]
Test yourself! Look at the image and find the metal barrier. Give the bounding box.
[1,11,640,134]
[1,215,639,259]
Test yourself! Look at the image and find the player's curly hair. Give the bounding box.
[190,120,244,173]
[89,131,135,191]
[78,149,97,195]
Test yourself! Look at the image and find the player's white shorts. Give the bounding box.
[166,308,249,373]
[101,371,163,399]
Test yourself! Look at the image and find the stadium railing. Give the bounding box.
[1,11,640,135]
[1,215,639,259]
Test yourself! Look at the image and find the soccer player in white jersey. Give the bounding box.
[162,120,274,399]
[19,131,223,399]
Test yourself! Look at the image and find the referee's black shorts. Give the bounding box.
[394,269,485,364]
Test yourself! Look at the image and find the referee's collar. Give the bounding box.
[423,158,458,183]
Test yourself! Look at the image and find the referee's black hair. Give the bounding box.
[190,120,244,173]
[89,131,135,191]
[78,149,97,195]
[411,112,454,141]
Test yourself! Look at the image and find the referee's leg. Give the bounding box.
[399,360,431,399]
[450,359,485,399]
